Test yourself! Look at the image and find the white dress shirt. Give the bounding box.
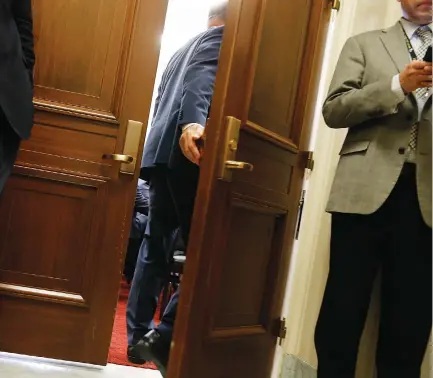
[391,18,433,119]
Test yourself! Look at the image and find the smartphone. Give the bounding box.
[424,46,432,63]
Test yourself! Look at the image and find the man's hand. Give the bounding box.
[180,123,205,165]
[399,61,432,94]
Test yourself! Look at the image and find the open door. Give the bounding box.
[0,0,168,365]
[169,0,332,377]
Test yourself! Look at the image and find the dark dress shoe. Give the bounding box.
[134,330,170,376]
[127,345,146,365]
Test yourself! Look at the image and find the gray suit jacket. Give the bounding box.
[324,22,432,227]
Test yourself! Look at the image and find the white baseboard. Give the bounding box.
[280,354,317,378]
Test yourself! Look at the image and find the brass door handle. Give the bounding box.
[225,160,254,172]
[103,120,144,176]
[218,116,254,182]
[102,154,134,164]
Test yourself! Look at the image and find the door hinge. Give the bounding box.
[278,318,287,345]
[305,151,314,171]
[295,190,306,240]
[331,0,341,11]
[300,151,315,172]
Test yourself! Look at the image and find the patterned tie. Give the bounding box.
[406,26,432,163]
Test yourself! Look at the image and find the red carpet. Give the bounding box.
[108,279,158,370]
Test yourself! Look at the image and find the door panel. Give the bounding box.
[234,132,298,206]
[214,204,281,329]
[18,120,116,177]
[249,0,313,138]
[169,0,331,377]
[0,175,98,302]
[33,0,130,116]
[0,0,168,364]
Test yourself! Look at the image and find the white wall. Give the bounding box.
[146,0,219,138]
[386,1,405,26]
[281,1,431,377]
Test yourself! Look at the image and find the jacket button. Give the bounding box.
[398,147,405,155]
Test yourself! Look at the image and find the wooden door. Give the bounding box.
[168,0,331,377]
[0,0,168,365]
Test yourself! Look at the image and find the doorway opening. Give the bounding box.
[0,0,334,375]
[107,0,222,373]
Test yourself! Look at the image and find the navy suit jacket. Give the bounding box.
[141,26,224,179]
[0,0,35,139]
[130,179,149,239]
[134,179,149,216]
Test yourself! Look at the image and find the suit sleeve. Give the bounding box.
[323,37,404,129]
[152,56,175,120]
[12,0,35,74]
[177,30,222,128]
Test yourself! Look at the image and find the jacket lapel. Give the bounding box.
[380,22,411,73]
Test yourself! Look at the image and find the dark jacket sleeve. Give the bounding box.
[12,0,35,77]
[177,28,223,128]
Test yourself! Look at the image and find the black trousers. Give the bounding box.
[127,162,199,345]
[0,109,20,194]
[315,164,432,378]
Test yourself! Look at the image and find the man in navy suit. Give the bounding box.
[126,3,227,374]
[0,0,35,193]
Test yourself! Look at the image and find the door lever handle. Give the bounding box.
[218,116,254,182]
[225,160,254,172]
[102,120,144,176]
[102,154,134,164]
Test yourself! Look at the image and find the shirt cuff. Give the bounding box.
[390,74,406,114]
[391,74,406,102]
[181,123,195,131]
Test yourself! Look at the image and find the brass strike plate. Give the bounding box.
[120,120,144,175]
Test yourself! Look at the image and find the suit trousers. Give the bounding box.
[127,162,199,346]
[0,108,20,194]
[315,164,432,378]
[123,213,148,282]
